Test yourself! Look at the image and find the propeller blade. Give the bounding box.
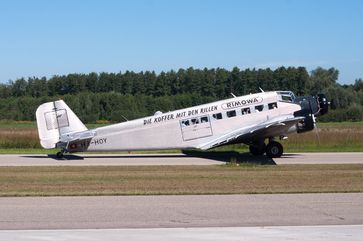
[312,115,321,145]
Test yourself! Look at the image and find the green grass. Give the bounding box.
[317,122,363,128]
[0,120,107,129]
[0,164,362,197]
[0,148,51,154]
[0,120,37,129]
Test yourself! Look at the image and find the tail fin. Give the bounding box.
[36,100,87,149]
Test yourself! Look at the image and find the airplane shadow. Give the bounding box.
[279,153,303,158]
[83,154,186,159]
[23,152,276,165]
[23,154,84,160]
[182,150,276,165]
[48,154,84,160]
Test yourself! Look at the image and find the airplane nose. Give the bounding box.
[293,94,328,133]
[294,94,329,117]
[317,94,329,115]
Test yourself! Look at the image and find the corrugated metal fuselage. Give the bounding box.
[86,92,301,151]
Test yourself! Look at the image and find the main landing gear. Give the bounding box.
[249,140,284,158]
[265,141,283,158]
[56,150,65,159]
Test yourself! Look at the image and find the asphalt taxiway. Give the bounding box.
[0,152,362,166]
[0,193,362,240]
[0,193,362,230]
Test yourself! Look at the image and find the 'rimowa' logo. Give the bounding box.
[222,97,263,110]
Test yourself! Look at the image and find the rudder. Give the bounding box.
[36,100,87,149]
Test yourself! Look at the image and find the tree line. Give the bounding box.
[0,67,362,122]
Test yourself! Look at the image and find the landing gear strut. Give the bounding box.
[265,141,283,158]
[56,150,65,159]
[249,140,284,158]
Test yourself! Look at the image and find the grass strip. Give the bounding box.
[0,164,362,197]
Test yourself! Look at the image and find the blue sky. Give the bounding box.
[0,0,362,84]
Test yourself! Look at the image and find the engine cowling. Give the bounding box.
[317,94,329,116]
[293,94,329,133]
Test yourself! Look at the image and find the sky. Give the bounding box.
[0,0,362,84]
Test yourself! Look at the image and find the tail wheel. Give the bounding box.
[266,141,283,158]
[249,143,266,156]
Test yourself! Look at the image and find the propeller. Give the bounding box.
[312,93,330,146]
[312,114,321,146]
[330,98,337,110]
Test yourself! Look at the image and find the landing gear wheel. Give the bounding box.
[266,141,283,158]
[56,151,64,159]
[249,143,266,156]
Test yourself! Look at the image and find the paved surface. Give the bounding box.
[0,152,362,166]
[1,153,362,240]
[0,225,362,241]
[0,193,362,230]
[0,153,222,166]
[277,152,363,164]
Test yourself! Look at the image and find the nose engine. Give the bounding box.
[293,94,329,133]
[317,94,329,115]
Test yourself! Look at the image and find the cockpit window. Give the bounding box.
[282,95,292,102]
[268,102,278,109]
[277,91,296,102]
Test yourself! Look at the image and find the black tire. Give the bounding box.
[266,141,283,158]
[249,143,266,156]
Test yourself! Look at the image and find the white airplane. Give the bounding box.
[36,91,329,158]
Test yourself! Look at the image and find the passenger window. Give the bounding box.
[181,120,190,127]
[255,105,264,112]
[201,116,209,123]
[241,107,251,115]
[268,102,278,110]
[226,110,236,118]
[191,118,199,125]
[212,113,223,120]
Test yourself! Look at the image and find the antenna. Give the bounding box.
[230,93,237,98]
[259,87,265,93]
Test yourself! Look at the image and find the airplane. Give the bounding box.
[35,90,329,159]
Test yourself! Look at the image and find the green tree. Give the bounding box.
[307,67,339,94]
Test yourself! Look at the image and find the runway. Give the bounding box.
[0,152,362,166]
[0,193,362,230]
[1,153,362,240]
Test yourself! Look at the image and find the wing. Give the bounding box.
[197,115,304,150]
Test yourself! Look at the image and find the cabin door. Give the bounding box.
[180,115,213,141]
